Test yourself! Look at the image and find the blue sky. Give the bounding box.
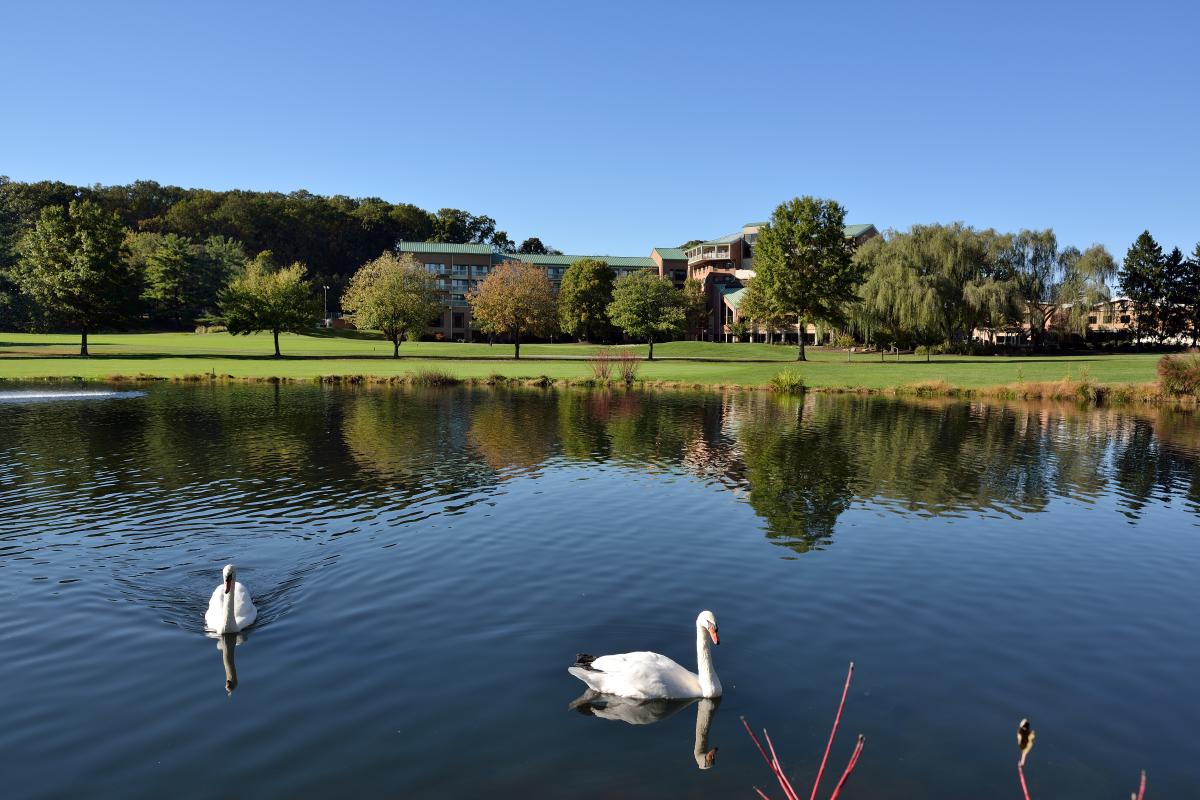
[2,0,1197,258]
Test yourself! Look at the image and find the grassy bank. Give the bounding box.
[0,331,1167,394]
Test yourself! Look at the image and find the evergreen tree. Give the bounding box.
[1119,231,1166,346]
[1161,246,1187,342]
[142,233,200,326]
[1180,243,1200,346]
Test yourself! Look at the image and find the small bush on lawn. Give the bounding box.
[1157,353,1200,397]
[769,370,806,394]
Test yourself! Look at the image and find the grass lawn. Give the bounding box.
[0,330,1164,389]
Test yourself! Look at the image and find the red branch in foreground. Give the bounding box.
[743,662,863,800]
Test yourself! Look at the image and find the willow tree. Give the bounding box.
[1009,230,1114,348]
[341,252,441,357]
[1052,244,1116,338]
[856,224,1019,356]
[753,197,860,360]
[467,260,557,359]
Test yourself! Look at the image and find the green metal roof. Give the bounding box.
[495,253,657,269]
[396,241,493,255]
[722,288,746,309]
[652,247,687,261]
[842,223,877,239]
[702,223,876,245]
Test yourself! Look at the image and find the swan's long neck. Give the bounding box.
[222,583,237,633]
[695,626,720,698]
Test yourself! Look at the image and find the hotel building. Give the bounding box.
[397,220,877,341]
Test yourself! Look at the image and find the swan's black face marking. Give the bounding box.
[573,653,602,672]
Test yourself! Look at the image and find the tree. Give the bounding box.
[558,258,615,342]
[14,200,135,355]
[1010,231,1114,348]
[490,230,516,254]
[200,235,247,303]
[752,197,862,361]
[1178,243,1200,346]
[430,208,496,245]
[738,276,791,344]
[855,225,1018,352]
[341,252,441,357]
[1161,247,1187,342]
[1119,231,1166,346]
[1050,244,1116,340]
[219,253,319,357]
[467,260,557,359]
[681,277,707,340]
[519,237,549,255]
[607,269,685,360]
[142,233,200,326]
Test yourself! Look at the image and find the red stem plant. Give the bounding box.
[742,662,864,800]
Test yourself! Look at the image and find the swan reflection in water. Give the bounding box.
[213,632,244,695]
[570,692,721,769]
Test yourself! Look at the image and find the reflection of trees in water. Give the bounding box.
[5,385,1199,559]
[735,395,855,553]
[467,391,558,476]
[343,388,494,496]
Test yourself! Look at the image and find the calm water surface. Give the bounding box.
[1,385,1198,798]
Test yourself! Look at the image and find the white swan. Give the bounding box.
[204,564,257,634]
[568,611,722,700]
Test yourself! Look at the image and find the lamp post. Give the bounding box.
[323,285,330,327]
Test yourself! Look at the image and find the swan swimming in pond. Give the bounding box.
[205,564,257,634]
[568,611,722,700]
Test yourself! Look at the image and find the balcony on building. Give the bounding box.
[686,244,733,265]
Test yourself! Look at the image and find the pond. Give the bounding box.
[1,385,1197,798]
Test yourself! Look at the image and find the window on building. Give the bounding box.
[1120,315,1130,323]
[425,262,446,274]
[452,313,465,329]
[1087,316,1097,325]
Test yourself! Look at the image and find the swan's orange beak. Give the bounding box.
[224,575,232,595]
[707,625,719,645]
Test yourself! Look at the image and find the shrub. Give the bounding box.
[614,349,640,385]
[409,369,459,386]
[1157,353,1200,397]
[588,349,614,382]
[768,370,806,394]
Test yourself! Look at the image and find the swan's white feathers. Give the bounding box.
[570,651,703,700]
[204,580,257,633]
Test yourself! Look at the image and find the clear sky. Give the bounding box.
[2,0,1197,258]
